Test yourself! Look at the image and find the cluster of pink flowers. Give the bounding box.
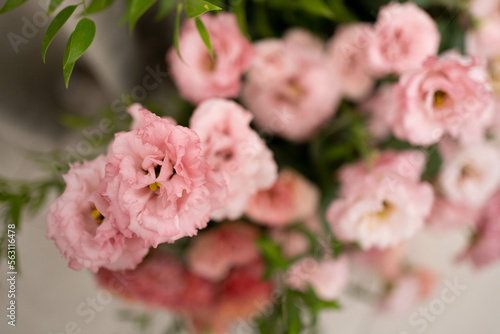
[46,2,500,332]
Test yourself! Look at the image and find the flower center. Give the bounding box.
[433,90,448,107]
[91,208,104,225]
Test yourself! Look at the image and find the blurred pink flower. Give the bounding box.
[380,267,437,314]
[391,53,493,146]
[271,215,322,259]
[167,13,254,104]
[328,23,375,100]
[469,0,500,18]
[245,169,320,227]
[327,150,434,249]
[242,29,342,142]
[426,197,480,230]
[359,83,397,142]
[368,2,440,76]
[460,189,500,268]
[287,256,349,300]
[190,98,277,220]
[350,245,405,281]
[438,140,500,207]
[186,222,260,281]
[101,107,227,247]
[46,156,149,273]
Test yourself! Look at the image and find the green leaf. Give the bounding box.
[155,0,177,21]
[298,0,334,19]
[47,0,64,15]
[86,0,115,14]
[173,2,183,61]
[185,0,221,18]
[126,0,157,32]
[42,5,79,63]
[231,0,249,38]
[194,17,214,59]
[0,0,27,14]
[63,18,96,87]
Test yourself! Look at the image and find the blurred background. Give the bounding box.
[0,1,500,333]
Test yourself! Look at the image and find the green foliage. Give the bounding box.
[155,0,177,21]
[195,17,214,59]
[42,5,79,63]
[63,18,96,88]
[174,2,184,61]
[185,0,222,18]
[86,0,115,14]
[47,0,64,15]
[0,0,28,14]
[126,0,158,32]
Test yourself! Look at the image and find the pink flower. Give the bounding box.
[245,169,320,227]
[368,2,440,76]
[380,267,437,314]
[186,222,260,281]
[328,23,375,100]
[46,156,149,273]
[96,252,217,314]
[391,53,493,146]
[287,256,349,300]
[466,18,500,58]
[167,13,254,104]
[190,99,277,220]
[438,140,500,207]
[350,245,405,281]
[242,29,342,142]
[100,107,227,247]
[359,83,397,142]
[469,0,500,18]
[460,189,500,268]
[271,215,322,259]
[327,150,434,249]
[426,197,480,230]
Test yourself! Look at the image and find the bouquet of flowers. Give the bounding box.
[2,0,500,333]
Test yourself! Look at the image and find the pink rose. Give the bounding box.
[368,2,440,76]
[380,268,437,314]
[426,197,480,230]
[245,169,320,227]
[328,23,375,100]
[167,13,254,104]
[359,83,397,142]
[96,252,216,314]
[186,222,260,281]
[438,140,500,207]
[391,53,493,146]
[101,107,227,247]
[460,189,500,268]
[327,150,434,249]
[242,29,342,142]
[46,156,149,273]
[286,256,349,300]
[190,99,277,220]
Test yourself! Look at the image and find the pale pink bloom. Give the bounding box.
[466,18,500,58]
[351,245,405,281]
[190,99,277,220]
[46,156,149,273]
[359,83,397,142]
[328,23,375,100]
[245,169,320,227]
[167,13,254,104]
[242,29,342,142]
[186,222,260,281]
[287,256,349,300]
[368,2,440,76]
[271,215,323,258]
[327,151,434,249]
[469,0,500,18]
[426,197,480,229]
[100,107,227,247]
[391,53,493,146]
[380,268,437,314]
[439,141,500,207]
[460,189,500,268]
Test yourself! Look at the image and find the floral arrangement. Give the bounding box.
[2,0,500,333]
